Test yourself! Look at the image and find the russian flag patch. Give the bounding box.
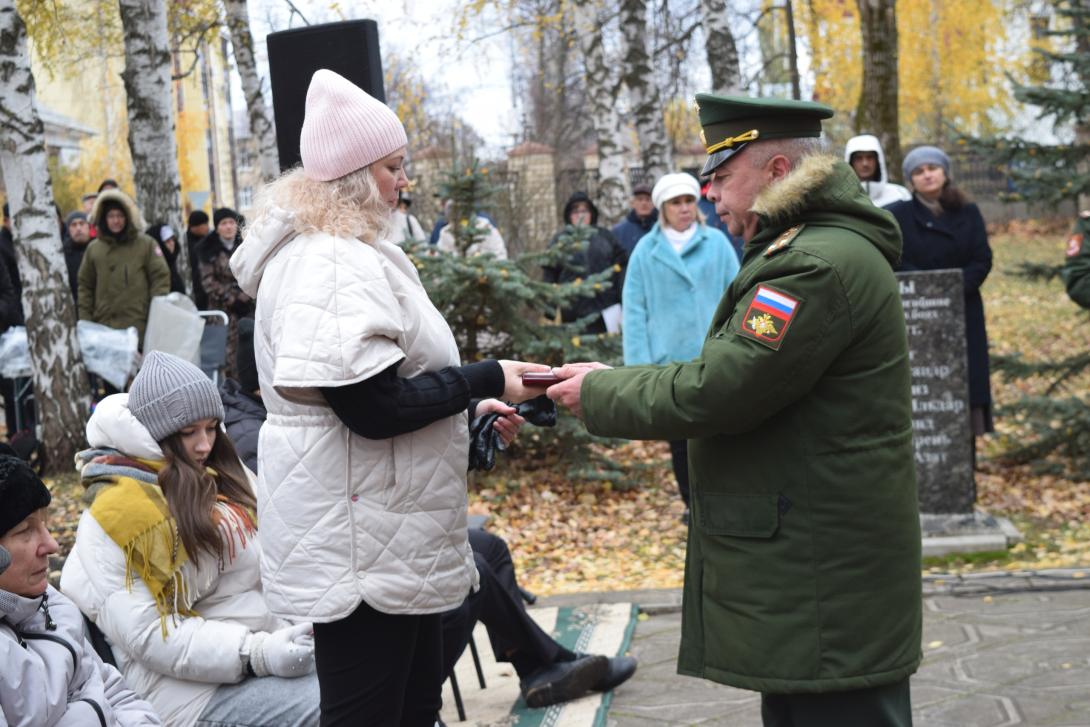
[737,285,802,350]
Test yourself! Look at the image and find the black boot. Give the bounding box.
[520,654,609,708]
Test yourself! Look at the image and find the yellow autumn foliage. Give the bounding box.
[800,0,1021,143]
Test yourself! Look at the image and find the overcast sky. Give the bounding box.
[246,0,519,153]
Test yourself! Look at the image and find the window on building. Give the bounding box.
[239,186,253,208]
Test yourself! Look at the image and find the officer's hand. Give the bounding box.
[546,362,611,419]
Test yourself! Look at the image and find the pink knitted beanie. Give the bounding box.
[299,69,408,182]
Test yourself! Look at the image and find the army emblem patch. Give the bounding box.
[1067,233,1084,258]
[737,285,801,350]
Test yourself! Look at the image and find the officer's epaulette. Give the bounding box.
[764,224,805,257]
[1080,210,1090,219]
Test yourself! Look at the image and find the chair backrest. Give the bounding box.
[82,614,117,668]
[197,311,229,384]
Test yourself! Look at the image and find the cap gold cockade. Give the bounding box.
[696,93,834,177]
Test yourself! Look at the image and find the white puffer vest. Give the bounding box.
[230,208,477,622]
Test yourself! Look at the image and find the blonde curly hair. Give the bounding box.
[251,164,392,242]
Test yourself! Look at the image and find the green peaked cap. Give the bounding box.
[695,93,834,176]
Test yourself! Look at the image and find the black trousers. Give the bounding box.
[668,439,690,507]
[761,678,912,727]
[441,529,565,680]
[313,600,442,727]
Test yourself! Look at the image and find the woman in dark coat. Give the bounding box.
[888,145,994,435]
[146,222,187,294]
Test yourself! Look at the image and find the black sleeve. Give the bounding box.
[320,359,504,439]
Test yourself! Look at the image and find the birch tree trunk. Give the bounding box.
[117,0,187,288]
[620,0,673,181]
[0,0,91,472]
[856,0,902,179]
[700,0,743,94]
[572,0,628,224]
[223,0,279,181]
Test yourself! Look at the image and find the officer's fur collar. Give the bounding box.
[750,154,839,224]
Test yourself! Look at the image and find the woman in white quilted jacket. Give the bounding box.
[229,70,546,726]
[60,352,320,727]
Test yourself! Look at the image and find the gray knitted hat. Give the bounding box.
[902,145,950,183]
[129,351,225,442]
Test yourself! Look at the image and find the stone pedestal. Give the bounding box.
[897,270,975,514]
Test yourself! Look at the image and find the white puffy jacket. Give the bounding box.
[0,585,160,726]
[844,134,912,208]
[229,207,477,622]
[59,395,285,727]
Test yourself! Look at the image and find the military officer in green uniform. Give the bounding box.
[547,94,922,726]
[1062,211,1090,309]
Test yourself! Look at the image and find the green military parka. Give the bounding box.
[78,190,170,343]
[582,155,922,694]
[1062,212,1090,310]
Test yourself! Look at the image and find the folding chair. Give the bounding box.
[197,311,229,384]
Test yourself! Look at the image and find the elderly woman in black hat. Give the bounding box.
[0,449,161,724]
[888,146,995,436]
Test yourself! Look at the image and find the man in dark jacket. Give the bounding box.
[0,204,22,329]
[543,192,627,334]
[62,211,92,303]
[1063,210,1090,309]
[610,184,657,256]
[197,208,253,379]
[186,210,211,309]
[548,94,921,726]
[0,247,23,440]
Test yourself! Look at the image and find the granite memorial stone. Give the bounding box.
[897,269,975,513]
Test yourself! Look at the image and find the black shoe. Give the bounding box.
[593,655,638,692]
[520,654,609,708]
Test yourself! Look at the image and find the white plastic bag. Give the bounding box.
[143,293,204,366]
[77,321,139,391]
[0,327,31,378]
[0,323,138,391]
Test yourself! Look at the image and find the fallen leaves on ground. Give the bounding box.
[470,440,687,595]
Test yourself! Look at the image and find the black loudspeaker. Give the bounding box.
[267,20,386,173]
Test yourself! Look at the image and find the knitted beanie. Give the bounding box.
[0,454,51,537]
[213,207,240,229]
[652,173,701,211]
[902,146,950,182]
[299,69,408,182]
[188,209,210,228]
[129,351,225,442]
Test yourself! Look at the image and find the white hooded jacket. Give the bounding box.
[844,134,911,208]
[228,207,477,622]
[59,394,285,727]
[0,585,160,726]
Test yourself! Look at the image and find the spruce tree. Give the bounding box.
[974,0,1090,207]
[403,161,627,480]
[976,0,1090,477]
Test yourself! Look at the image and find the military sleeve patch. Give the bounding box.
[736,285,802,350]
[1067,233,1084,258]
[764,224,805,257]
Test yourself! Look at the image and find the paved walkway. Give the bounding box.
[544,570,1090,726]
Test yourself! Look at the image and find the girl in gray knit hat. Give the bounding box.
[60,351,320,726]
